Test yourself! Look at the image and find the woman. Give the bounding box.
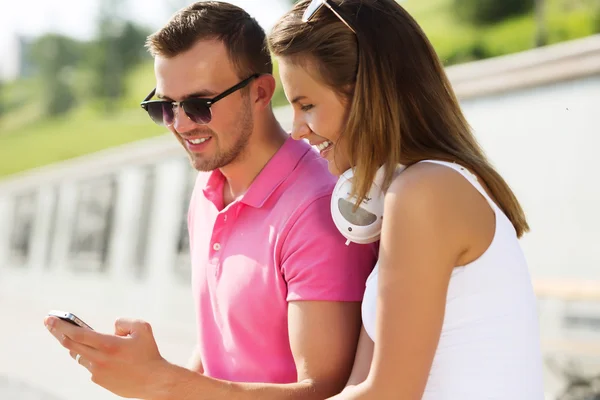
[268,0,545,398]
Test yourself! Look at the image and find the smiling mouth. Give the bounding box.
[186,137,211,145]
[315,141,333,152]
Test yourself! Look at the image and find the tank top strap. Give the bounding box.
[417,159,500,213]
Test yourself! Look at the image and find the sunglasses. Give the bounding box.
[302,0,356,34]
[140,74,259,126]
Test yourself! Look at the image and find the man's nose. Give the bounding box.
[172,106,197,133]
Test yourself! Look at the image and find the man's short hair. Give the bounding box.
[146,1,272,78]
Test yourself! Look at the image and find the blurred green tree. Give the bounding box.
[0,80,4,120]
[29,34,82,116]
[91,0,151,113]
[454,0,535,25]
[534,0,548,47]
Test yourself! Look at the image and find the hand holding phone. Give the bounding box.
[48,310,94,330]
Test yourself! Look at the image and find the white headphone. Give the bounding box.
[331,164,405,245]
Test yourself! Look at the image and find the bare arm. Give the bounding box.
[327,165,480,399]
[155,300,362,400]
[155,195,373,399]
[343,326,374,390]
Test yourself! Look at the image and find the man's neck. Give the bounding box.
[220,113,287,207]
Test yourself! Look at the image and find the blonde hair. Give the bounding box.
[268,0,529,237]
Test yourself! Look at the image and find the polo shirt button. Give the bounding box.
[223,215,227,222]
[213,243,221,251]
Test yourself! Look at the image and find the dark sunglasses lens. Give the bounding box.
[302,0,324,22]
[183,100,212,125]
[146,102,174,126]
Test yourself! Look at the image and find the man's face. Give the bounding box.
[154,39,254,171]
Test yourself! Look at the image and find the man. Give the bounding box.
[44,2,376,399]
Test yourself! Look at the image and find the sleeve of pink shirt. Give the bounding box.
[281,194,378,302]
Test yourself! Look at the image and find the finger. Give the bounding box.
[76,354,93,372]
[70,351,94,374]
[69,350,86,363]
[46,316,119,351]
[44,318,92,350]
[58,333,106,364]
[114,317,135,337]
[115,318,153,338]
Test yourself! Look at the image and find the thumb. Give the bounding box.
[114,318,154,338]
[114,318,135,337]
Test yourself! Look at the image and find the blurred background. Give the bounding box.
[0,0,599,399]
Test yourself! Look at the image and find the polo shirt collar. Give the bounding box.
[241,136,311,208]
[201,136,312,210]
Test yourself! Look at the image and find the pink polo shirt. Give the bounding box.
[187,137,377,383]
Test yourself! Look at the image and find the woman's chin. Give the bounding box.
[327,162,348,178]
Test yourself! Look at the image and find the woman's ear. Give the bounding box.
[342,83,356,100]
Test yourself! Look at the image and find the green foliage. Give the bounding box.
[403,0,599,66]
[271,58,288,108]
[0,78,43,133]
[119,61,157,109]
[28,34,84,116]
[475,14,537,59]
[28,34,85,76]
[1,0,598,178]
[0,107,166,177]
[453,0,535,25]
[0,80,4,120]
[91,0,151,113]
[45,76,77,116]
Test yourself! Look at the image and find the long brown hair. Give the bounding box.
[268,0,529,237]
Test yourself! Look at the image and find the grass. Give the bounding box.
[0,62,166,177]
[0,106,166,177]
[404,0,600,63]
[1,0,598,178]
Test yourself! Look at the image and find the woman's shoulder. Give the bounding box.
[386,161,473,206]
[385,161,493,234]
[384,160,496,263]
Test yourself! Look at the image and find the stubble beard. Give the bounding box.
[189,100,254,172]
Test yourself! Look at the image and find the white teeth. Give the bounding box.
[316,141,332,152]
[189,137,209,144]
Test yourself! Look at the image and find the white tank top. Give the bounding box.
[361,160,544,399]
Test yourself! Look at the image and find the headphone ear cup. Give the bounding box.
[330,169,385,245]
[330,164,405,245]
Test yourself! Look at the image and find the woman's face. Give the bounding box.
[278,58,351,176]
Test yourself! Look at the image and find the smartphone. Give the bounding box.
[48,310,94,330]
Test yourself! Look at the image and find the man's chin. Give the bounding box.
[188,155,207,172]
[188,155,222,172]
[190,161,213,172]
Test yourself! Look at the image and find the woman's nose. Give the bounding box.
[290,122,311,141]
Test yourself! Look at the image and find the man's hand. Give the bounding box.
[44,316,174,399]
